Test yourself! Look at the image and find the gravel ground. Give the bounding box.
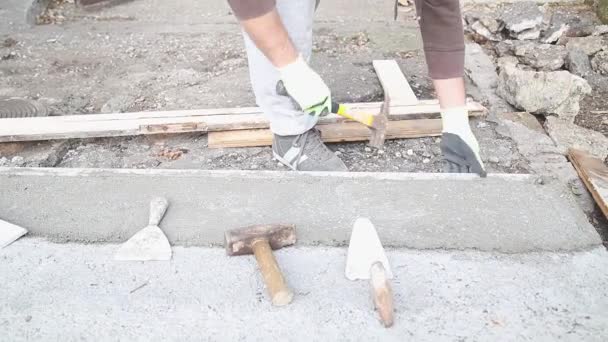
[0,0,528,174]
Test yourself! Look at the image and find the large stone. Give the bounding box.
[497,65,592,122]
[469,21,502,42]
[593,25,608,36]
[541,13,569,44]
[495,40,515,57]
[544,116,608,160]
[513,42,567,71]
[591,50,608,75]
[515,28,541,41]
[565,36,606,56]
[566,49,593,77]
[499,2,543,38]
[464,43,498,90]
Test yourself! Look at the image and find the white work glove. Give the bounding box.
[278,55,332,117]
[440,107,487,177]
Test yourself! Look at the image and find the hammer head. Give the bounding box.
[225,224,296,256]
[368,96,390,149]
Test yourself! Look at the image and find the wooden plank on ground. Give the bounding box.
[372,60,418,106]
[208,119,442,148]
[0,100,485,143]
[568,148,608,219]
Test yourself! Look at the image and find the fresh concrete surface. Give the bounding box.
[1,238,607,341]
[0,167,601,252]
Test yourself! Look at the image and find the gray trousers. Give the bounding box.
[242,0,318,136]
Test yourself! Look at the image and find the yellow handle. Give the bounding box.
[335,104,375,127]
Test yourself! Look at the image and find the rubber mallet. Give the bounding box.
[225,224,296,306]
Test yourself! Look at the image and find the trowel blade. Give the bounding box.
[115,225,172,261]
[345,218,393,280]
[0,219,28,249]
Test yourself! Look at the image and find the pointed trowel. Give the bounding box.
[345,218,394,327]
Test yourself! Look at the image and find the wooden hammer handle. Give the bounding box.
[370,261,394,327]
[251,239,294,306]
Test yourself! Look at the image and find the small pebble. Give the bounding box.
[334,151,342,156]
[477,122,488,128]
[406,149,414,156]
[395,152,402,158]
[25,315,32,322]
[423,158,431,164]
[364,147,372,152]
[250,164,258,170]
[0,157,7,166]
[377,150,385,155]
[489,156,500,163]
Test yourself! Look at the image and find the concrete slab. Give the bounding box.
[0,167,601,252]
[1,239,607,341]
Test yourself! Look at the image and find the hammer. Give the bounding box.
[225,224,297,306]
[277,81,389,148]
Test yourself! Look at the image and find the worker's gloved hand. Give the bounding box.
[440,107,487,177]
[278,55,332,117]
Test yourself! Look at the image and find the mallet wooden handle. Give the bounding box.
[370,261,394,327]
[251,239,294,306]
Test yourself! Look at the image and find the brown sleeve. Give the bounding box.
[227,0,276,20]
[414,0,465,80]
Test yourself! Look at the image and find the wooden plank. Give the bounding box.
[0,101,484,143]
[372,60,418,106]
[14,99,483,123]
[208,119,442,148]
[568,148,608,220]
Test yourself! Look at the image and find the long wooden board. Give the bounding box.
[372,60,418,106]
[0,100,485,143]
[208,119,442,148]
[569,148,608,219]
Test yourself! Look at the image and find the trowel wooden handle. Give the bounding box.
[370,261,394,327]
[251,239,294,306]
[148,197,169,226]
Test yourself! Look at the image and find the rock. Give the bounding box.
[565,36,606,56]
[541,13,569,44]
[497,56,520,70]
[100,95,135,114]
[497,65,592,122]
[406,149,414,156]
[464,43,498,89]
[0,157,7,166]
[469,21,502,42]
[513,42,567,71]
[499,2,543,37]
[495,40,514,57]
[591,50,608,75]
[593,25,608,36]
[566,49,593,77]
[544,116,608,160]
[515,28,541,41]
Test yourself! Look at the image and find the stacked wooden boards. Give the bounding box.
[0,60,486,146]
